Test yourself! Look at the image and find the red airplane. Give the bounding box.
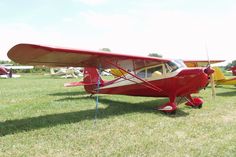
[8,43,221,114]
[0,64,33,78]
[230,66,236,76]
[0,66,9,76]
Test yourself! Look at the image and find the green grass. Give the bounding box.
[0,74,236,157]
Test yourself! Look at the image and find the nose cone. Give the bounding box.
[204,67,214,75]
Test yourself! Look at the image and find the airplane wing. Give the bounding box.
[4,66,34,70]
[184,60,225,67]
[8,43,169,71]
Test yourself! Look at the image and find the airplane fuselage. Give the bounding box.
[85,67,210,98]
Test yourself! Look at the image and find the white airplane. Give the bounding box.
[50,67,83,78]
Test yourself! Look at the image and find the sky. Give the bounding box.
[1,0,236,65]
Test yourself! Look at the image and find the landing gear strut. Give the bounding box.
[158,102,177,114]
[157,96,177,114]
[185,95,203,109]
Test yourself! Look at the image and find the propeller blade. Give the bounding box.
[205,43,216,99]
[210,73,216,100]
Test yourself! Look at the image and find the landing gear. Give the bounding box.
[156,95,204,115]
[157,102,177,114]
[185,95,203,109]
[191,104,202,109]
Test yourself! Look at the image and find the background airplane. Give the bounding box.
[0,64,33,78]
[0,66,9,77]
[50,67,83,78]
[213,67,236,86]
[230,66,236,76]
[183,61,236,86]
[8,43,217,114]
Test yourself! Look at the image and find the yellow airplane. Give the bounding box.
[183,60,236,86]
[213,67,236,85]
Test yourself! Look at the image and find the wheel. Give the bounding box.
[192,104,202,109]
[170,110,177,114]
[163,110,176,115]
[197,104,202,109]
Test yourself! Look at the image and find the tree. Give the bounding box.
[232,60,236,66]
[225,60,236,69]
[0,60,13,64]
[148,52,162,58]
[100,48,111,52]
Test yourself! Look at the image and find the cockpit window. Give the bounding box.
[147,66,163,77]
[137,65,163,78]
[137,69,145,78]
[166,61,179,72]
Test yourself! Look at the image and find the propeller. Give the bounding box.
[205,44,216,100]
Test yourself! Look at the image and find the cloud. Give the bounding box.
[2,2,236,63]
[79,11,135,30]
[77,0,107,5]
[77,9,236,61]
[0,23,65,60]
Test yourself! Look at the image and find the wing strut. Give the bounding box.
[105,60,163,93]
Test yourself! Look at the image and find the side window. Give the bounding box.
[137,65,164,79]
[147,65,163,78]
[137,69,146,78]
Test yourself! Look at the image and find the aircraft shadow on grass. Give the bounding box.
[0,95,189,137]
[213,86,236,97]
[215,86,236,90]
[216,91,236,97]
[49,91,87,96]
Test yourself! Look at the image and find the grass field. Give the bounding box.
[0,74,236,157]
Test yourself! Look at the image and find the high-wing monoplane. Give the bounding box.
[8,44,219,114]
[0,66,9,77]
[0,64,33,78]
[213,67,236,86]
[230,66,236,76]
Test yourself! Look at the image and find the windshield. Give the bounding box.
[166,61,178,72]
[166,60,186,73]
[173,59,187,68]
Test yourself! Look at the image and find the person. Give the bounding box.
[9,68,12,78]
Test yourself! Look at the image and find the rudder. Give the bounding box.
[83,67,104,93]
[213,67,226,81]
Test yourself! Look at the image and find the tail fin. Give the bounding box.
[64,67,104,93]
[213,67,226,81]
[50,68,56,75]
[83,67,104,93]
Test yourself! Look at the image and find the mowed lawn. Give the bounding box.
[0,74,236,157]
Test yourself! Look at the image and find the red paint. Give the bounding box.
[80,67,210,113]
[230,66,236,76]
[83,68,209,98]
[8,43,214,114]
[0,66,8,75]
[8,43,169,69]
